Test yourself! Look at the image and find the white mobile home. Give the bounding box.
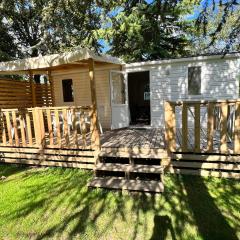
[46,51,240,130]
[124,53,240,128]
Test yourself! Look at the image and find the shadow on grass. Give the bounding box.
[182,175,238,240]
[0,165,239,240]
[0,163,27,177]
[150,215,176,240]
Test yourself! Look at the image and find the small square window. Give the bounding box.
[62,79,74,102]
[188,66,201,95]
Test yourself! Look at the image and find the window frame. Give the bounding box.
[62,79,74,103]
[187,66,202,96]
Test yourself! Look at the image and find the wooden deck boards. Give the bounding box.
[0,127,235,154]
[101,128,165,149]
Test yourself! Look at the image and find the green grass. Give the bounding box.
[0,164,239,240]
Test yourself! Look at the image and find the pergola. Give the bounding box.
[0,48,123,148]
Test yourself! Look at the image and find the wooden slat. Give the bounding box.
[207,103,214,152]
[164,102,176,152]
[46,109,54,146]
[0,152,95,163]
[63,109,69,146]
[5,111,13,145]
[80,111,87,147]
[48,70,55,106]
[167,167,240,179]
[32,108,41,147]
[182,103,188,151]
[0,146,95,156]
[25,111,33,146]
[11,111,19,146]
[234,102,240,153]
[30,72,36,107]
[19,111,26,147]
[0,158,94,170]
[0,111,6,145]
[220,102,228,153]
[171,161,240,170]
[194,103,201,152]
[172,153,240,162]
[55,109,61,146]
[39,109,45,147]
[72,109,78,147]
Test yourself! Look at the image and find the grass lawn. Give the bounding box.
[0,164,239,240]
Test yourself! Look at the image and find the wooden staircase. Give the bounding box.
[88,147,169,193]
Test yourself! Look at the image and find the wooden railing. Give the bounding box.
[164,99,240,154]
[0,106,100,150]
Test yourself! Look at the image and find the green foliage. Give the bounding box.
[0,0,238,62]
[195,0,240,53]
[106,1,192,62]
[0,0,103,58]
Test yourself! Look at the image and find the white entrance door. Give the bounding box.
[110,71,129,129]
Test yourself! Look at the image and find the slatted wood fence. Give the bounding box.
[0,78,52,108]
[164,99,240,178]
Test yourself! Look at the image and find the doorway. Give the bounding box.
[128,71,150,125]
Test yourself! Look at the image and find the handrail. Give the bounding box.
[167,99,240,106]
[0,106,100,150]
[164,99,240,154]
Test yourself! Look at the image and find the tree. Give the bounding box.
[104,0,194,62]
[195,0,240,53]
[0,21,19,61]
[0,0,103,57]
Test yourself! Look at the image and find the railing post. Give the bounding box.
[194,103,201,152]
[220,102,228,153]
[33,108,43,149]
[182,103,188,152]
[207,102,214,152]
[234,101,240,154]
[164,101,176,152]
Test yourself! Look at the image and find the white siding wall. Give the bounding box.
[126,58,240,128]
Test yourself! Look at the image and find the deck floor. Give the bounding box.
[0,127,234,153]
[101,127,234,153]
[101,128,165,149]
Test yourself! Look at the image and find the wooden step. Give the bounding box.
[95,163,163,174]
[100,147,168,159]
[88,177,164,193]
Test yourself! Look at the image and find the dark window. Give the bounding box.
[188,66,201,95]
[62,79,74,102]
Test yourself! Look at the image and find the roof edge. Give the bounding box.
[125,52,240,68]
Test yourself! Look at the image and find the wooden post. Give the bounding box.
[207,102,214,153]
[48,70,55,106]
[88,58,100,149]
[234,101,240,154]
[194,103,201,153]
[220,102,228,153]
[182,103,188,152]
[164,101,176,152]
[30,71,37,107]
